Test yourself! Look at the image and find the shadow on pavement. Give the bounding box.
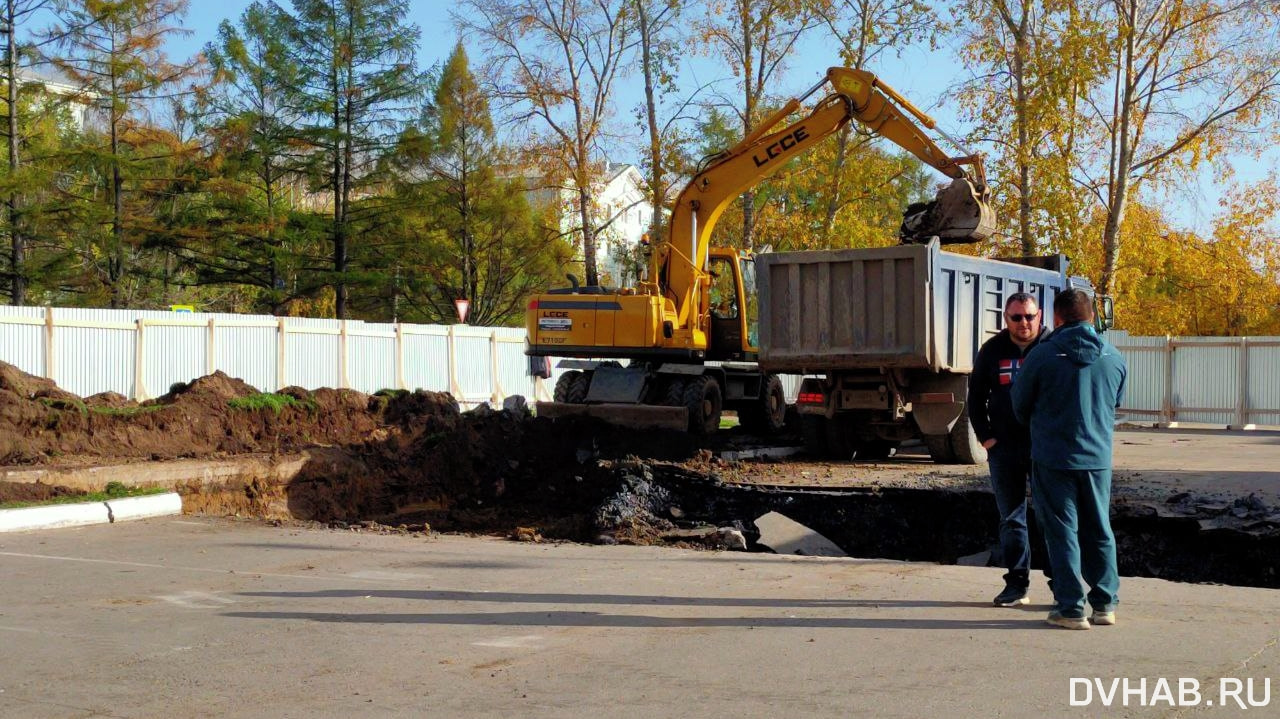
[221,608,1038,630]
[235,588,993,609]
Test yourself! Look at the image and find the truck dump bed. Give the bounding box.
[756,241,1074,373]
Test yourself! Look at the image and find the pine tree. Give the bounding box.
[282,0,425,319]
[385,43,570,326]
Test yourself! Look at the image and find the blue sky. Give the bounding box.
[167,0,1270,237]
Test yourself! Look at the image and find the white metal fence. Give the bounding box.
[1108,331,1280,429]
[0,306,551,408]
[2,308,1277,428]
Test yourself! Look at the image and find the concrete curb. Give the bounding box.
[0,492,182,533]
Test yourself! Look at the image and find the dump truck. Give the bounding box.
[526,67,996,434]
[756,242,1106,463]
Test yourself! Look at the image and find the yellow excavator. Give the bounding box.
[525,67,996,433]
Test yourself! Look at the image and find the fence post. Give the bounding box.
[43,306,55,381]
[276,318,287,391]
[207,318,217,375]
[133,319,148,401]
[339,319,349,389]
[395,322,406,390]
[1158,334,1175,428]
[447,324,463,405]
[489,330,503,405]
[1229,337,1250,430]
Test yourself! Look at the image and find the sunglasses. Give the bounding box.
[1007,313,1039,322]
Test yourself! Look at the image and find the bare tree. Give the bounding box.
[816,0,937,245]
[458,0,632,287]
[698,0,816,250]
[1079,0,1280,295]
[632,0,699,249]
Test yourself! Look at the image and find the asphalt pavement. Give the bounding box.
[0,517,1276,718]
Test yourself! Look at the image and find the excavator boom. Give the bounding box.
[525,65,998,435]
[652,67,996,334]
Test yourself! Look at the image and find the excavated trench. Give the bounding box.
[186,410,1280,590]
[2,359,1274,590]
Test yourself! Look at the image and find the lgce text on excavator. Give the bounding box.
[525,67,997,435]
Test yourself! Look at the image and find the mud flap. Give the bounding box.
[535,401,689,431]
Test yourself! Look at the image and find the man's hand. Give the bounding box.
[982,438,997,450]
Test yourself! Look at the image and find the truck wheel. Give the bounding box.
[800,415,827,456]
[682,376,723,434]
[553,371,582,403]
[948,410,987,465]
[924,434,957,463]
[739,374,787,434]
[858,440,898,461]
[824,414,858,461]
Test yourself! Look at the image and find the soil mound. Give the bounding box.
[0,361,459,466]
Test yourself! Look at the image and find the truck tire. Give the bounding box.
[801,415,828,456]
[924,434,957,463]
[948,410,987,465]
[682,376,723,434]
[824,414,858,460]
[554,371,583,403]
[858,440,898,461]
[738,374,787,434]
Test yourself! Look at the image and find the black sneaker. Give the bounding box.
[993,584,1029,607]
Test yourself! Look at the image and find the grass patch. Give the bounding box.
[719,415,740,429]
[227,392,310,413]
[0,482,169,510]
[38,397,88,416]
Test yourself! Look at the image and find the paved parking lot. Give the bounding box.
[1,516,1276,718]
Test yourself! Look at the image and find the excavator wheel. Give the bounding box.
[738,374,787,434]
[553,370,590,404]
[553,371,582,403]
[682,376,723,434]
[659,377,687,406]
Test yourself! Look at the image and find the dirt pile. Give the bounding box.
[0,360,717,543]
[280,403,723,543]
[0,361,454,466]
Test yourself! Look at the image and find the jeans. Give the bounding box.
[1031,463,1120,618]
[987,444,1032,587]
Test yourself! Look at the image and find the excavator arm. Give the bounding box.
[649,67,996,332]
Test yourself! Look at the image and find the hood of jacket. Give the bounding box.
[1047,322,1103,366]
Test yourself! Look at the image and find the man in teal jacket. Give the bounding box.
[1012,289,1127,630]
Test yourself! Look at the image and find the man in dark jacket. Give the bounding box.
[1012,289,1127,630]
[968,292,1048,607]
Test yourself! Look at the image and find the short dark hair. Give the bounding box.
[1053,288,1094,323]
[1005,292,1037,311]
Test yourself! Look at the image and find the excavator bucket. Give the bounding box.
[901,178,997,244]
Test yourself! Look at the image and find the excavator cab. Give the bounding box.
[706,250,758,361]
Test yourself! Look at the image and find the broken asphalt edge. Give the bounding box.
[0,492,182,533]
